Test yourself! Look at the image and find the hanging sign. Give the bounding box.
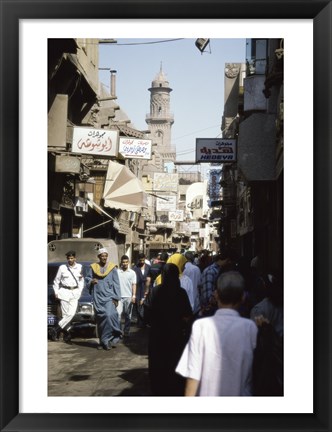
[71,127,118,157]
[196,138,236,163]
[119,138,152,159]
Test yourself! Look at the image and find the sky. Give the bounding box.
[98,38,246,176]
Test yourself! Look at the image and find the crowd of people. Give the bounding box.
[51,247,284,397]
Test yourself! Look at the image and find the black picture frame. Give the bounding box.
[1,1,331,431]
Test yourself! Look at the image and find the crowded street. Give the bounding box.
[46,36,285,400]
[0,12,324,432]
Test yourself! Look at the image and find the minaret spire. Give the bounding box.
[146,65,175,165]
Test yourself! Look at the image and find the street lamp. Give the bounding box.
[195,38,210,54]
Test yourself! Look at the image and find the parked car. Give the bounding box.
[47,238,119,340]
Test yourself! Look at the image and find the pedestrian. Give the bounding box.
[250,270,283,337]
[154,252,195,312]
[144,263,193,396]
[183,251,202,317]
[132,253,151,328]
[50,250,84,343]
[85,248,122,351]
[176,271,258,396]
[151,252,162,264]
[149,251,168,285]
[249,253,267,307]
[236,255,255,317]
[250,270,284,397]
[197,249,212,272]
[200,248,238,317]
[117,255,137,338]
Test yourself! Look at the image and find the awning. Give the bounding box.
[103,161,148,213]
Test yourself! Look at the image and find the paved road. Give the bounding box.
[48,325,151,397]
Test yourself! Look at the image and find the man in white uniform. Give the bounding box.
[176,271,258,396]
[51,250,84,343]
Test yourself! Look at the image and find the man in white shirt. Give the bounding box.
[176,271,258,396]
[117,255,137,338]
[51,250,84,343]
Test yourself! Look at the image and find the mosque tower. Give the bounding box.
[146,63,176,166]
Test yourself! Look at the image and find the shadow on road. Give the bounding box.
[121,327,149,356]
[118,368,152,396]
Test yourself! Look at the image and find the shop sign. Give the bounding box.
[71,127,118,157]
[196,138,236,163]
[119,138,152,159]
[169,210,184,221]
[153,173,178,192]
[188,221,200,232]
[199,228,207,238]
[209,169,221,199]
[156,195,176,211]
[55,155,80,174]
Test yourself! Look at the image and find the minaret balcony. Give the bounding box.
[146,113,174,122]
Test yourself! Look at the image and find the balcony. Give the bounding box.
[146,112,174,122]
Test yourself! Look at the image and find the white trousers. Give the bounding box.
[58,289,80,329]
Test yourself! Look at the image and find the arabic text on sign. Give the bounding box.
[121,145,148,156]
[76,137,113,153]
[200,146,234,154]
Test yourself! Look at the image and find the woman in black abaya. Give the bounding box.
[145,263,193,396]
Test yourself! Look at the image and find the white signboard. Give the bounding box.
[179,222,192,235]
[71,127,118,157]
[199,228,207,238]
[188,221,201,232]
[156,195,176,211]
[119,138,152,159]
[153,173,178,192]
[196,138,236,163]
[169,210,184,221]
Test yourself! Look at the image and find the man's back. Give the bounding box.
[176,308,258,396]
[183,262,201,314]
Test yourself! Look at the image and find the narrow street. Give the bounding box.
[48,325,151,397]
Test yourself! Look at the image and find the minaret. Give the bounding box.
[146,63,175,164]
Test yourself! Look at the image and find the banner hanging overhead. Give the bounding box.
[196,138,236,163]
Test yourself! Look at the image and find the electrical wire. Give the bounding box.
[114,39,185,46]
[172,124,221,141]
[87,38,185,46]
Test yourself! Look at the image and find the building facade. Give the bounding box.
[216,38,284,273]
[48,39,150,262]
